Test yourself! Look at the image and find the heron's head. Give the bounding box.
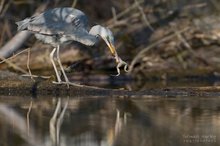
[89,25,116,56]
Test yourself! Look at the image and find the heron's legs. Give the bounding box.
[56,45,70,86]
[50,48,61,83]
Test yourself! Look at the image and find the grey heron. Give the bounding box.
[16,7,128,86]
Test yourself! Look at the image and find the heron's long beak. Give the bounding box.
[103,38,116,56]
[108,43,116,55]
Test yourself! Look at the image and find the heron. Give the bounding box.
[16,7,128,86]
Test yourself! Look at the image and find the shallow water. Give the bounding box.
[0,95,219,146]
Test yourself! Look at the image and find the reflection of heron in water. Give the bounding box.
[50,98,68,145]
[16,7,128,87]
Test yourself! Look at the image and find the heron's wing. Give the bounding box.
[28,13,97,46]
[17,8,97,46]
[62,28,97,46]
[25,8,89,35]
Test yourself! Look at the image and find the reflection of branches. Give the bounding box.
[108,109,128,146]
[50,98,69,146]
[26,100,33,136]
[0,103,41,146]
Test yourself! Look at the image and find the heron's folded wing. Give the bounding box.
[25,14,66,35]
[25,8,89,36]
[27,23,66,35]
[20,7,97,46]
[62,29,97,46]
[28,23,96,46]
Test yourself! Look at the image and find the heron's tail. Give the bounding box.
[16,18,30,31]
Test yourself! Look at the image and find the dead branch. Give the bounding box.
[134,0,154,31]
[0,55,28,74]
[0,4,48,58]
[106,0,144,27]
[173,27,210,65]
[0,0,5,15]
[129,27,190,73]
[0,0,9,17]
[0,31,32,58]
[71,0,78,8]
[0,48,28,64]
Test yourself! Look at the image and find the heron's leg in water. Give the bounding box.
[56,45,69,84]
[50,48,61,83]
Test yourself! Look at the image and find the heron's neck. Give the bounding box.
[89,25,104,40]
[89,25,108,46]
[84,33,98,46]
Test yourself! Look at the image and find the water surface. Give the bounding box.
[0,95,219,146]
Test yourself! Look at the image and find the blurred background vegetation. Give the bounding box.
[1,0,220,85]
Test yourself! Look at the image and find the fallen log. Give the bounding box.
[1,77,220,98]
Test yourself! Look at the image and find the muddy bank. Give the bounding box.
[1,70,220,97]
[2,78,220,97]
